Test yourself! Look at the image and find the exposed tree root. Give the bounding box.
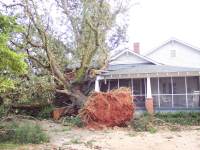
[79,88,135,129]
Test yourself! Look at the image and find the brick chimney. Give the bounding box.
[133,42,140,54]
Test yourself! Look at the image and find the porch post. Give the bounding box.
[185,76,188,108]
[171,77,174,108]
[131,79,133,95]
[145,77,154,114]
[117,79,120,88]
[158,77,160,108]
[95,76,100,92]
[108,80,110,91]
[147,77,152,98]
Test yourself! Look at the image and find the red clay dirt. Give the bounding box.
[79,88,135,129]
[52,107,67,120]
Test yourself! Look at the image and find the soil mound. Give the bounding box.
[79,88,135,129]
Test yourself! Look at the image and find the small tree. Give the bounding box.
[0,13,27,93]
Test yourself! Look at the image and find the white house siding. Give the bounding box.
[147,41,200,68]
[110,52,151,65]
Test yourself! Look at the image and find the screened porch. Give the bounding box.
[100,76,200,110]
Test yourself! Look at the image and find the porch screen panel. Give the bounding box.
[151,78,158,94]
[119,79,131,89]
[100,81,108,92]
[153,95,159,108]
[173,95,186,107]
[133,79,143,95]
[159,77,172,94]
[172,77,186,108]
[151,78,159,108]
[172,77,186,94]
[110,79,118,90]
[159,77,172,108]
[133,79,146,109]
[187,95,200,108]
[187,77,200,108]
[187,77,199,93]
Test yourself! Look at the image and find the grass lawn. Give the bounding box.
[0,143,20,150]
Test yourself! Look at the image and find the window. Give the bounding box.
[170,50,176,57]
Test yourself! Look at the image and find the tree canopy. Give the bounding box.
[0,0,128,107]
[0,13,27,92]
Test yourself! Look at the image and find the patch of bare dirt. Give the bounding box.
[23,120,200,150]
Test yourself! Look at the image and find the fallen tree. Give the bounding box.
[0,0,129,109]
[79,88,135,129]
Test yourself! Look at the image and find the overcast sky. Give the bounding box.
[127,0,200,54]
[2,0,200,54]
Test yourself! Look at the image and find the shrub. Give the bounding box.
[63,116,84,127]
[148,127,157,134]
[0,143,19,149]
[131,112,200,133]
[3,75,55,106]
[37,105,54,119]
[0,105,7,118]
[0,123,49,144]
[155,112,200,126]
[130,113,155,132]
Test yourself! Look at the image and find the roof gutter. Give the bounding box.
[100,71,200,80]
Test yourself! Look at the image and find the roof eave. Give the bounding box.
[110,49,160,65]
[100,71,200,79]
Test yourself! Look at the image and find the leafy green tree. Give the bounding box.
[0,0,128,108]
[0,14,27,93]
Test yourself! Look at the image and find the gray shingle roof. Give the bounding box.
[107,63,154,71]
[102,65,200,76]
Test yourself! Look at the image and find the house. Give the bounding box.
[146,37,200,68]
[95,38,200,112]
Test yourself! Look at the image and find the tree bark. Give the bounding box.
[56,85,87,108]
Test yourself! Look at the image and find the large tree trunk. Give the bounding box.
[56,85,87,109]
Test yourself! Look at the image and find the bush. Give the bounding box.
[130,113,156,132]
[3,75,55,106]
[0,123,49,144]
[63,116,84,127]
[155,112,200,126]
[37,105,54,119]
[131,112,200,132]
[0,105,7,118]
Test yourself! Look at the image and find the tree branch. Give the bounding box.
[27,54,50,70]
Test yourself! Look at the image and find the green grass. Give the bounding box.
[70,138,83,144]
[62,126,72,132]
[84,140,96,148]
[148,127,157,134]
[131,113,154,132]
[0,122,49,144]
[131,112,200,132]
[0,105,7,118]
[63,116,84,127]
[127,132,137,137]
[0,143,20,150]
[37,105,54,119]
[155,112,200,126]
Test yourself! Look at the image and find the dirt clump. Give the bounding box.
[79,88,135,129]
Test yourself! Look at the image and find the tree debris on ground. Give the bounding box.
[52,106,78,120]
[79,88,135,129]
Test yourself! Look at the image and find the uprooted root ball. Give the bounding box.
[79,88,135,129]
